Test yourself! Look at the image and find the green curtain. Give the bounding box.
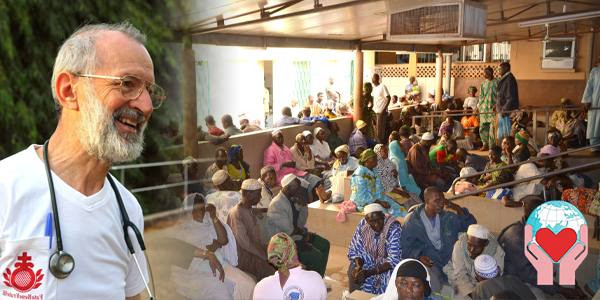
[293,61,311,108]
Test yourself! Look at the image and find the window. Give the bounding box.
[491,42,511,61]
[396,54,410,64]
[461,45,484,61]
[417,53,436,63]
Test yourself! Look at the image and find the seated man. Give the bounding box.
[205,114,225,136]
[407,132,447,191]
[498,195,585,298]
[258,166,277,209]
[349,120,369,156]
[205,147,228,181]
[206,170,242,224]
[227,179,275,281]
[275,106,313,127]
[239,114,262,133]
[167,193,255,300]
[267,174,330,277]
[222,114,244,136]
[348,204,402,295]
[253,233,327,300]
[326,122,344,153]
[438,116,464,141]
[350,149,407,218]
[401,187,476,293]
[455,148,488,172]
[446,224,505,298]
[398,125,414,155]
[471,255,535,300]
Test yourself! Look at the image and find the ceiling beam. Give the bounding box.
[190,33,358,50]
[187,0,381,35]
[488,8,597,27]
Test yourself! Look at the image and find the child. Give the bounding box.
[463,86,479,110]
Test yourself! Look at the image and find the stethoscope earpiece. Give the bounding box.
[49,250,75,279]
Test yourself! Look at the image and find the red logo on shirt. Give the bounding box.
[3,252,44,292]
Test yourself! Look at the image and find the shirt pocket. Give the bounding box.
[0,237,57,299]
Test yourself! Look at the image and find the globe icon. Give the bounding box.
[526,201,587,262]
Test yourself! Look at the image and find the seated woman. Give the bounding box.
[374,259,440,300]
[350,149,407,218]
[167,193,256,300]
[448,167,479,195]
[348,204,402,295]
[512,129,536,163]
[290,133,320,176]
[388,140,421,197]
[480,146,514,203]
[253,233,327,300]
[227,144,251,181]
[331,145,359,177]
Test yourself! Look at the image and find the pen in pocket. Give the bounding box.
[45,212,53,249]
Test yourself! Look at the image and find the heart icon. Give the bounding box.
[536,228,577,262]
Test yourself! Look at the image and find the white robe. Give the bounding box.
[166,195,255,300]
[582,67,600,140]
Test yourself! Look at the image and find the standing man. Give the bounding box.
[0,23,159,299]
[496,62,519,140]
[582,65,600,153]
[371,73,391,143]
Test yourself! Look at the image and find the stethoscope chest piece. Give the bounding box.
[49,250,75,279]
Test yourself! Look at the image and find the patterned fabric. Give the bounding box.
[348,218,402,294]
[562,188,597,215]
[350,166,406,217]
[267,233,300,272]
[359,149,377,165]
[349,129,368,156]
[478,79,497,124]
[388,141,421,196]
[479,122,494,149]
[375,157,398,193]
[226,162,248,181]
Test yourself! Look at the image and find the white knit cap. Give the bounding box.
[271,129,283,137]
[364,203,385,214]
[421,132,435,141]
[241,178,261,191]
[302,130,312,137]
[281,174,309,188]
[212,170,229,186]
[281,174,299,188]
[335,144,349,154]
[460,167,478,178]
[474,254,499,279]
[467,224,489,240]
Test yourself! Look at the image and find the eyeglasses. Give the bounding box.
[75,74,166,109]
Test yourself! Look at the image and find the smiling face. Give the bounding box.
[72,32,154,163]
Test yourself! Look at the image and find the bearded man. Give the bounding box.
[0,22,164,299]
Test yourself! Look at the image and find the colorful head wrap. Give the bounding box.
[359,149,377,165]
[267,233,300,272]
[228,144,243,162]
[515,129,530,145]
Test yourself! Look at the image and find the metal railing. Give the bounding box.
[110,157,212,195]
[409,106,592,145]
[448,143,600,195]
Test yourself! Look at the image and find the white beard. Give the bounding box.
[77,83,147,163]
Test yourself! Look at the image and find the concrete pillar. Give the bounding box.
[353,44,364,122]
[408,52,418,77]
[182,35,199,158]
[445,54,452,95]
[435,49,444,106]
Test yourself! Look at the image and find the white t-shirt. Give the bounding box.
[371,83,390,113]
[0,145,148,300]
[463,96,479,110]
[252,267,327,300]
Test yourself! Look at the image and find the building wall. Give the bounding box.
[374,32,599,106]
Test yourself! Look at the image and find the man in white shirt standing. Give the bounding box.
[0,22,159,299]
[371,73,391,143]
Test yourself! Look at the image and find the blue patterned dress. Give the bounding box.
[350,165,406,217]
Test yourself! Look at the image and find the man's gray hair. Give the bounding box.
[50,22,146,110]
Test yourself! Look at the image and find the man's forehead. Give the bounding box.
[94,31,154,81]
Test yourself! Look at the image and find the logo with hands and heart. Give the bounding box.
[525,201,588,286]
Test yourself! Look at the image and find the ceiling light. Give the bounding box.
[519,10,600,27]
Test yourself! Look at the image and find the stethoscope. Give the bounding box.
[42,140,155,299]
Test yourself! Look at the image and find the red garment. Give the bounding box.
[208,126,225,136]
[562,187,597,215]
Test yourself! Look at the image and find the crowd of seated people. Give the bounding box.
[181,71,600,300]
